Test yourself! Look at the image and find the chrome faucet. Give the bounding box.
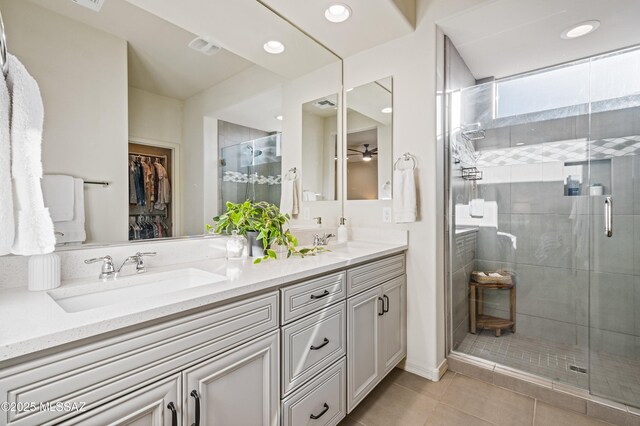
[313,233,335,246]
[84,255,117,280]
[313,217,322,225]
[118,252,157,274]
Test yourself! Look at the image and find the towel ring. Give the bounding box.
[394,153,416,170]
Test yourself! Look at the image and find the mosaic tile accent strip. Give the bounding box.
[477,135,640,167]
[223,171,281,185]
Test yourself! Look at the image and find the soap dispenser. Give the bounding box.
[337,217,348,243]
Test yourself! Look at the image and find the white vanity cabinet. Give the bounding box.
[59,374,182,426]
[182,331,279,426]
[0,292,278,426]
[346,255,406,412]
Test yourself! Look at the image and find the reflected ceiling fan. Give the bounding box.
[347,144,378,162]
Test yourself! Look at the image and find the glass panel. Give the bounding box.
[587,47,640,408]
[219,124,282,213]
[450,70,591,390]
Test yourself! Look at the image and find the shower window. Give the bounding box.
[218,120,282,213]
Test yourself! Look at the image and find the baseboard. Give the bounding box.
[403,358,448,382]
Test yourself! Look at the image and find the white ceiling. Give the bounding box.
[121,0,339,80]
[439,0,640,79]
[216,87,283,134]
[347,79,393,126]
[27,0,254,100]
[259,0,415,58]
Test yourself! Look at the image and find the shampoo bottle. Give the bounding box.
[337,217,348,243]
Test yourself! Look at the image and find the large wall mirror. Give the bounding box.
[346,77,393,200]
[0,0,341,248]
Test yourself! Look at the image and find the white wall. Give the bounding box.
[342,0,483,380]
[301,111,325,198]
[129,87,184,144]
[1,0,128,243]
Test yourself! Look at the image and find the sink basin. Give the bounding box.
[48,268,227,313]
[322,241,388,258]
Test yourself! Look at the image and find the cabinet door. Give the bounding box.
[380,275,407,375]
[60,374,181,426]
[347,286,382,413]
[183,331,279,426]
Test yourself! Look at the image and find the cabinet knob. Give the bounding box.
[310,402,330,420]
[310,337,330,351]
[383,295,390,313]
[167,402,178,426]
[190,390,201,426]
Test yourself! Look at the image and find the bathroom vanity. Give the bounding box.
[0,240,406,426]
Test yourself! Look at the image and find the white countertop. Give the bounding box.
[0,240,406,363]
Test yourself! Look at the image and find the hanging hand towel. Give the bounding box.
[393,167,417,223]
[0,68,14,255]
[42,174,75,222]
[54,178,86,244]
[280,170,299,217]
[7,54,55,255]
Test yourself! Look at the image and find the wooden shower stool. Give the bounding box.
[469,273,516,337]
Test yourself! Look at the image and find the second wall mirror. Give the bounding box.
[346,77,393,200]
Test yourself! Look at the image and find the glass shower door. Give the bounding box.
[587,47,640,408]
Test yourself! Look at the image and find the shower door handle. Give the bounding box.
[604,197,613,237]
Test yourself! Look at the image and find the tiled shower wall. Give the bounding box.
[451,229,477,350]
[456,106,640,359]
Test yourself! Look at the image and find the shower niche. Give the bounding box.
[563,159,611,196]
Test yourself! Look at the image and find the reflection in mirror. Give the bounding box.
[301,94,338,202]
[346,77,393,200]
[0,0,340,248]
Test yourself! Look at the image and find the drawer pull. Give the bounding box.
[310,403,330,420]
[383,294,390,313]
[310,337,330,350]
[378,297,384,316]
[310,290,330,300]
[167,402,178,426]
[190,390,201,426]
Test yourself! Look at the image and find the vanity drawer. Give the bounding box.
[282,302,346,396]
[347,253,405,296]
[282,358,346,426]
[281,271,346,324]
[0,292,278,426]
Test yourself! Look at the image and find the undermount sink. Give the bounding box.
[48,268,227,313]
[322,241,387,258]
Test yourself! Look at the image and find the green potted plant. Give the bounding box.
[209,201,324,263]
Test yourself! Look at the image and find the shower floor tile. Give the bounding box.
[459,330,589,388]
[458,331,640,407]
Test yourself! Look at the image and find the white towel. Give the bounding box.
[393,168,417,223]
[469,198,485,218]
[54,178,86,245]
[7,54,56,255]
[0,67,14,255]
[42,175,75,222]
[280,171,299,217]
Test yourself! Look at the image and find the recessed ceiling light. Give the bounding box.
[381,107,393,114]
[263,40,285,54]
[275,115,283,121]
[346,88,354,92]
[561,20,600,39]
[516,142,525,146]
[325,4,351,23]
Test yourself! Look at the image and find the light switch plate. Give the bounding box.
[382,207,392,223]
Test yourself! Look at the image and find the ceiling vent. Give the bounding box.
[313,99,337,109]
[70,0,105,12]
[188,36,222,56]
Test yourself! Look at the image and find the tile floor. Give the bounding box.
[458,330,640,407]
[339,368,614,426]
